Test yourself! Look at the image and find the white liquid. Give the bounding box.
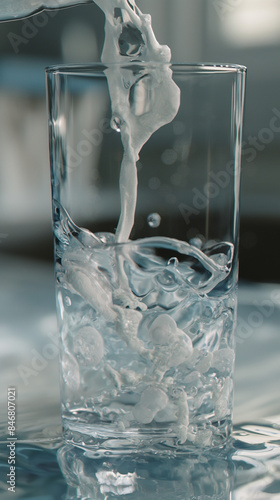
[2,0,180,243]
[93,0,180,242]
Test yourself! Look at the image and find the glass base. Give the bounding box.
[62,415,232,456]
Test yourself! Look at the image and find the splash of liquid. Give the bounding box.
[90,1,181,313]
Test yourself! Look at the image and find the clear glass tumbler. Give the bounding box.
[46,62,246,453]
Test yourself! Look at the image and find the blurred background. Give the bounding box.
[0,0,279,282]
[0,3,280,476]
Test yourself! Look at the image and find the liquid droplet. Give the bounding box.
[111,115,123,132]
[147,213,161,228]
[167,257,179,268]
[156,270,178,291]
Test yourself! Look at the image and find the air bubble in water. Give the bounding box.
[65,296,71,307]
[147,213,161,228]
[189,386,198,397]
[156,270,177,289]
[123,79,131,90]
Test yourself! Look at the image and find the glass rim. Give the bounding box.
[45,61,247,76]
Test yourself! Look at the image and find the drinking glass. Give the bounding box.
[46,62,246,453]
[58,443,234,499]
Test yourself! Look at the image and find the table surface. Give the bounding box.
[0,255,280,499]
